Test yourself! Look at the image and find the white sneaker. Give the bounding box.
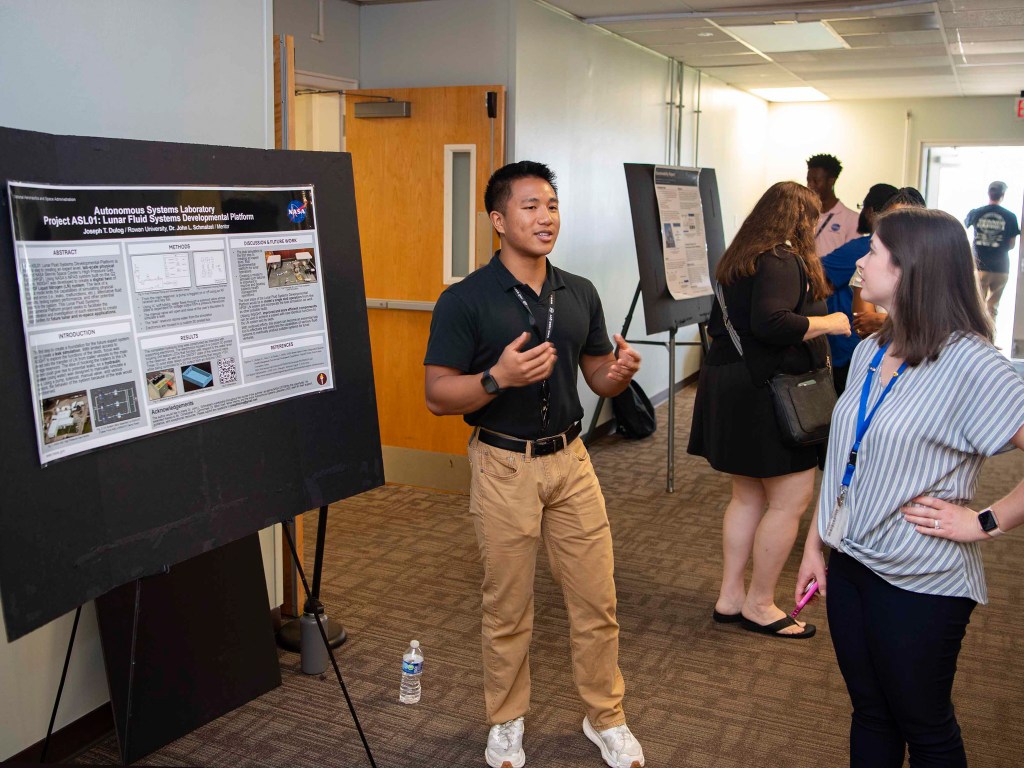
[485,716,526,768]
[583,717,645,768]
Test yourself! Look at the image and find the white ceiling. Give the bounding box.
[356,0,1024,101]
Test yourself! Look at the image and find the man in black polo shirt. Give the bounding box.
[965,180,1020,319]
[424,161,645,768]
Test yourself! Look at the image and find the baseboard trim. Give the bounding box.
[648,368,698,408]
[4,704,113,765]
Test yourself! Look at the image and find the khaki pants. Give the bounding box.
[978,270,1009,319]
[468,431,625,730]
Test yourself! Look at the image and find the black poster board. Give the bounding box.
[0,127,384,641]
[623,163,726,335]
[95,534,281,764]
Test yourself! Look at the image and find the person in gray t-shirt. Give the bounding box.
[964,180,1020,319]
[797,207,1024,767]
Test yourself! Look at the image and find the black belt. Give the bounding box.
[477,422,582,456]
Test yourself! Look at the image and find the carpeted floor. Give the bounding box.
[76,384,1024,767]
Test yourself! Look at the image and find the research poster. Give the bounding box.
[653,166,713,300]
[7,182,335,465]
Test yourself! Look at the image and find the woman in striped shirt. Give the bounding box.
[797,207,1024,767]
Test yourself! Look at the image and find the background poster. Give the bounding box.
[653,166,713,300]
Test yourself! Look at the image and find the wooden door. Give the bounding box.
[347,86,505,457]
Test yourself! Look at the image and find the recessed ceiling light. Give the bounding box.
[724,21,848,53]
[748,86,830,102]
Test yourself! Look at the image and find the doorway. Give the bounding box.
[922,144,1024,354]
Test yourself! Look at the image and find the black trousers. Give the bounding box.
[832,363,850,396]
[827,550,976,768]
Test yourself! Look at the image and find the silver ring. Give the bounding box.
[934,519,941,530]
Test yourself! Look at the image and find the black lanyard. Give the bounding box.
[512,286,555,343]
[815,212,835,239]
[511,286,555,429]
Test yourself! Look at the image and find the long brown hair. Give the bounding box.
[715,181,829,301]
[874,207,993,365]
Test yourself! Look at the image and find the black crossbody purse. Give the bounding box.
[714,256,837,447]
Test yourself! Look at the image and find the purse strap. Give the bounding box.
[714,249,828,369]
[713,280,745,358]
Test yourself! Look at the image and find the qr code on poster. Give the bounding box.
[217,356,238,386]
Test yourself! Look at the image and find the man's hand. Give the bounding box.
[606,334,641,382]
[490,331,557,389]
[853,311,885,337]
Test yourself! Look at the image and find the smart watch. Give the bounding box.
[978,507,1002,536]
[481,368,502,396]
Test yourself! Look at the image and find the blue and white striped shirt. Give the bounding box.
[818,334,1024,603]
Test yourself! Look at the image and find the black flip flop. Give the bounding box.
[712,610,742,624]
[740,615,816,639]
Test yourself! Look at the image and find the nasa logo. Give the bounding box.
[287,200,307,224]
[830,222,841,232]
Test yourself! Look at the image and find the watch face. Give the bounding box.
[978,509,998,532]
[482,372,500,395]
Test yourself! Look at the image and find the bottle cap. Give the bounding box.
[410,639,420,648]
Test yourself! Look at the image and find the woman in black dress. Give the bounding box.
[688,181,851,638]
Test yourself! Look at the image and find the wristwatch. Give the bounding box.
[977,507,1002,537]
[481,368,502,395]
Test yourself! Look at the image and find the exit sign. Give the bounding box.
[1018,94,1024,118]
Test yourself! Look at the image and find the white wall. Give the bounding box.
[694,72,770,241]
[512,0,680,411]
[0,1,274,759]
[360,0,511,89]
[275,0,360,80]
[765,96,1024,209]
[0,1,273,147]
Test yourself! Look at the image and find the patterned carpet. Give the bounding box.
[76,384,1024,767]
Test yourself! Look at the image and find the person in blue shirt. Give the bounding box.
[821,183,897,393]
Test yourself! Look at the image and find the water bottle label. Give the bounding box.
[402,660,422,674]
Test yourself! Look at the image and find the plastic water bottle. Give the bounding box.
[399,639,423,704]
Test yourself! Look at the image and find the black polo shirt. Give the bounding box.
[424,252,613,439]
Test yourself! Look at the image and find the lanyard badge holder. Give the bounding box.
[822,343,908,548]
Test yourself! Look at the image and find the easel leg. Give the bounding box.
[277,507,346,653]
[667,328,677,493]
[40,605,82,763]
[281,521,377,768]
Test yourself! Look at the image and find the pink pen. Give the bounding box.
[791,580,819,619]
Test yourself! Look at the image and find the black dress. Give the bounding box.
[688,248,828,478]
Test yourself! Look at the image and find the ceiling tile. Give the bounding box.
[599,18,716,33]
[538,0,1024,98]
[956,24,1024,42]
[548,0,694,19]
[845,30,946,48]
[941,8,1024,28]
[956,40,1024,55]
[771,45,949,64]
[624,27,726,46]
[828,14,939,34]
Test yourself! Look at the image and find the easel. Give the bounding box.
[39,536,285,765]
[584,282,708,492]
[281,517,377,768]
[276,507,348,652]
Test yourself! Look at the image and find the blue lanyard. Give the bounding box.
[838,343,908,500]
